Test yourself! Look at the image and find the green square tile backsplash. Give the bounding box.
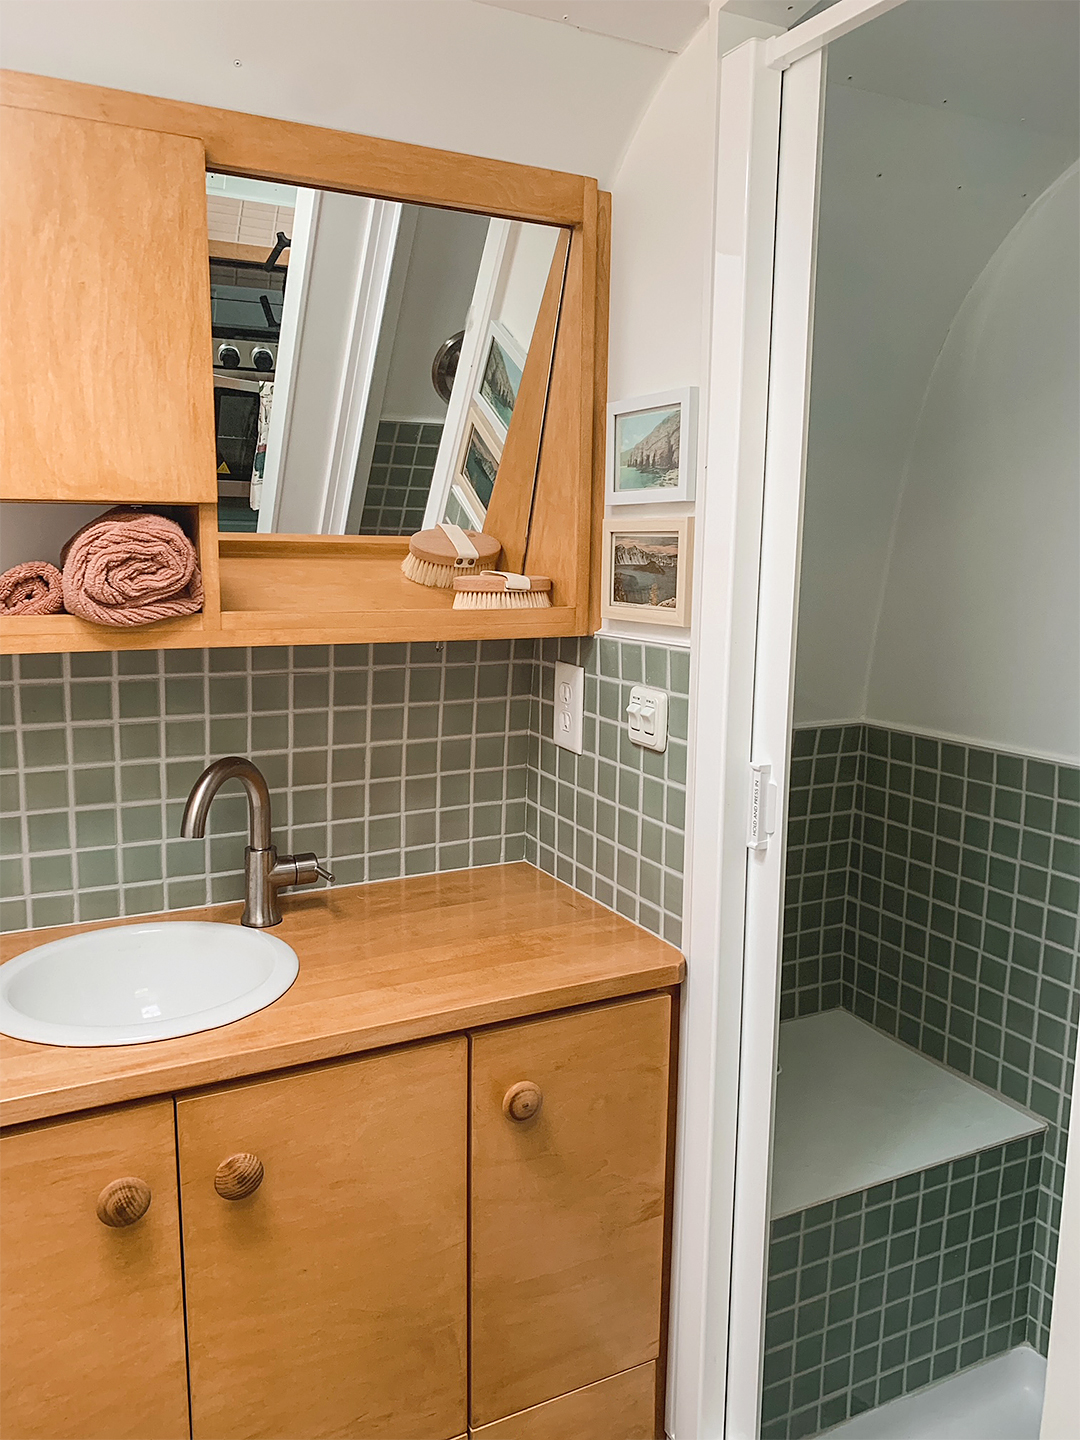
[358,420,442,536]
[782,722,1079,1380]
[0,636,687,949]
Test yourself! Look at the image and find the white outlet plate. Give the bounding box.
[626,684,668,752]
[554,661,584,754]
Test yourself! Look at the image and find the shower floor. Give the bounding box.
[821,1344,1046,1439]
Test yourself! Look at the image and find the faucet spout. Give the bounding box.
[180,756,333,928]
[181,756,273,850]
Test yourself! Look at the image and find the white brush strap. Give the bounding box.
[438,522,479,568]
[491,572,531,591]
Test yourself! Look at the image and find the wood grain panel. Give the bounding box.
[0,71,586,225]
[0,105,215,503]
[470,995,671,1426]
[469,1364,657,1440]
[589,191,612,632]
[0,865,684,1129]
[0,1101,188,1440]
[178,1038,467,1440]
[484,229,570,574]
[522,183,598,626]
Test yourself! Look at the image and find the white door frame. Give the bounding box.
[672,3,907,1436]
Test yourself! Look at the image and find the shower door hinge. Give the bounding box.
[748,763,778,851]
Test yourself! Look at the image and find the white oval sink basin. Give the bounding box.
[0,922,299,1047]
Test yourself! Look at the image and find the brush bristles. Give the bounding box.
[401,552,497,590]
[452,590,552,610]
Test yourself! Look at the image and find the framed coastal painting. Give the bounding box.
[475,321,526,439]
[451,406,502,524]
[607,387,697,505]
[600,516,694,628]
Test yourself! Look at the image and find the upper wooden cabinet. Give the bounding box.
[0,106,216,505]
[0,1100,188,1440]
[0,70,609,653]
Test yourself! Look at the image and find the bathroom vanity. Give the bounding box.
[0,864,683,1440]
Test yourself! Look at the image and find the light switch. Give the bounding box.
[626,685,668,752]
[554,660,584,754]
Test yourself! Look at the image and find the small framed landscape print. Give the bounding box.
[600,516,694,628]
[607,388,697,505]
[451,406,502,525]
[476,321,526,439]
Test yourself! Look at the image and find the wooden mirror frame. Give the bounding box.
[0,70,609,652]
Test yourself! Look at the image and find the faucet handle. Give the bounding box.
[282,852,334,888]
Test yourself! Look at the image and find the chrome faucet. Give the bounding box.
[181,756,333,928]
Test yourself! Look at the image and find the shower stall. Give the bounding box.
[674,3,1079,1438]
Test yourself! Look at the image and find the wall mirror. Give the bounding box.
[209,172,569,543]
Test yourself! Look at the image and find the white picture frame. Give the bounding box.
[606,387,697,505]
[475,320,527,441]
[600,515,694,628]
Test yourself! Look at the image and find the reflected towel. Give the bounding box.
[0,560,64,616]
[61,508,203,627]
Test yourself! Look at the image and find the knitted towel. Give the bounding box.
[0,560,64,616]
[61,508,203,627]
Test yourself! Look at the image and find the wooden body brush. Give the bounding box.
[402,523,501,589]
[452,573,552,609]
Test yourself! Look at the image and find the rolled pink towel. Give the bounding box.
[0,561,64,616]
[61,507,203,627]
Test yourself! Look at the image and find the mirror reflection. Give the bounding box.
[208,172,566,538]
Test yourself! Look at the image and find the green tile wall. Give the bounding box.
[0,642,531,930]
[0,636,689,949]
[358,420,442,535]
[762,1133,1044,1440]
[781,722,1079,1371]
[522,636,689,947]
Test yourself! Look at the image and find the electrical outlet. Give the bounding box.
[554,661,584,754]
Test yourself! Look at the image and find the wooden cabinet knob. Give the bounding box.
[503,1081,543,1122]
[96,1176,151,1228]
[214,1152,265,1200]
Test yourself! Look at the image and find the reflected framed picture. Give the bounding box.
[607,388,697,505]
[600,516,694,628]
[476,321,526,439]
[453,406,502,523]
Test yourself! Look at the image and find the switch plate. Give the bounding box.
[626,685,668,752]
[554,660,584,754]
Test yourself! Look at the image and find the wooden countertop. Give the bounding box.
[0,864,684,1129]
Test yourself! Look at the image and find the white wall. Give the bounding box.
[867,166,1080,761]
[604,7,771,643]
[0,0,671,188]
[380,205,488,423]
[793,80,1077,731]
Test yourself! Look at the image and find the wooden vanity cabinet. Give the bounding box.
[0,992,674,1440]
[0,1100,188,1440]
[470,995,672,1431]
[176,1037,468,1440]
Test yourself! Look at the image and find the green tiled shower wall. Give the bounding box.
[761,1133,1045,1440]
[780,722,1079,1374]
[0,636,687,947]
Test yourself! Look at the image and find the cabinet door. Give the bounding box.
[177,1037,468,1440]
[469,1363,657,1440]
[0,1100,189,1440]
[470,995,671,1426]
[0,104,215,502]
